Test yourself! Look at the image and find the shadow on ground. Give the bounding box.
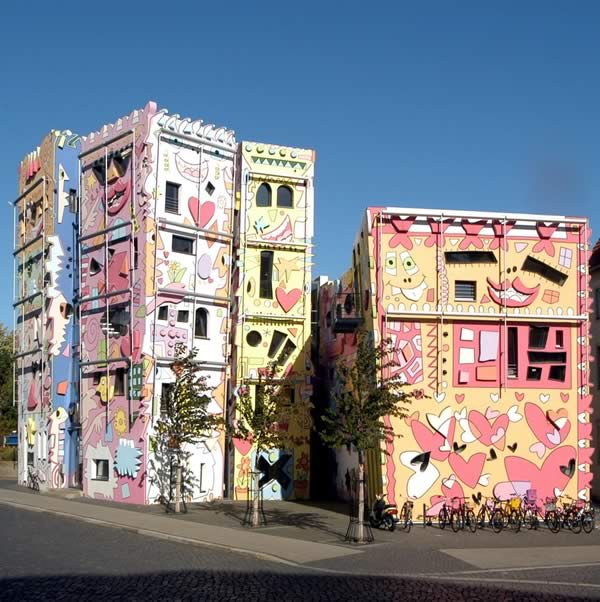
[0,571,590,601]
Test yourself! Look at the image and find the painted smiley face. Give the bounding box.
[92,153,131,215]
[486,276,540,307]
[386,251,428,301]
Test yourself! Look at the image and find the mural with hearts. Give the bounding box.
[350,208,593,507]
[230,142,315,500]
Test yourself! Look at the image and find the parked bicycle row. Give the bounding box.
[369,491,597,534]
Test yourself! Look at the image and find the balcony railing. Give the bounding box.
[333,293,363,333]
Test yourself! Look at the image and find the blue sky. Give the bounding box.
[1,1,598,327]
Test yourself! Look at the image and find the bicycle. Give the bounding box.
[450,497,477,533]
[560,496,595,534]
[399,500,413,533]
[475,497,504,533]
[438,498,452,530]
[27,465,40,491]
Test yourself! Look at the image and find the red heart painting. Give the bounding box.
[232,436,252,457]
[468,410,509,450]
[276,287,302,313]
[188,197,215,228]
[448,452,486,488]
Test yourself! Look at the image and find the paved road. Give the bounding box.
[0,506,597,601]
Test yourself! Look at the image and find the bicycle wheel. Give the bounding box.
[570,514,582,534]
[438,508,448,530]
[582,512,595,534]
[546,511,560,533]
[492,509,504,533]
[466,509,477,533]
[524,509,537,530]
[477,507,486,529]
[510,510,521,533]
[450,510,463,533]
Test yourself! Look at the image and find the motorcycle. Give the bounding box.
[369,494,398,531]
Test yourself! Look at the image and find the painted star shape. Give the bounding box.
[275,256,301,283]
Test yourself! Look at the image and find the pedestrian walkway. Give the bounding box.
[0,485,360,566]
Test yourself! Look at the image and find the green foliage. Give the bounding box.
[0,325,15,437]
[319,329,412,456]
[151,344,222,452]
[230,361,312,466]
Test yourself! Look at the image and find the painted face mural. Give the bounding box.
[92,151,132,215]
[486,275,540,307]
[385,250,427,301]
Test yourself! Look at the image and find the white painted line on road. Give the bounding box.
[428,575,600,590]
[426,560,600,576]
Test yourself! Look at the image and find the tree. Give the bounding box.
[0,325,15,439]
[319,329,412,543]
[150,343,222,513]
[230,361,311,527]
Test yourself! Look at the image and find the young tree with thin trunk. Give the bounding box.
[231,361,311,527]
[151,343,222,513]
[319,329,412,543]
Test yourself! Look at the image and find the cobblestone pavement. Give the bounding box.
[1,506,598,601]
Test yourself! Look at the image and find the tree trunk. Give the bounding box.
[175,463,182,514]
[250,460,260,527]
[357,450,365,543]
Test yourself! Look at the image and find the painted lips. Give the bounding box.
[106,178,131,215]
[486,276,540,308]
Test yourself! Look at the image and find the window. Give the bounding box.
[114,368,126,396]
[93,459,109,481]
[528,326,549,349]
[445,251,497,264]
[160,383,174,415]
[92,372,102,386]
[89,258,102,275]
[246,330,262,346]
[199,463,207,493]
[527,351,567,363]
[172,235,194,255]
[549,365,566,382]
[508,327,518,378]
[268,330,287,358]
[278,339,297,364]
[133,238,139,270]
[165,182,180,214]
[256,183,272,207]
[107,305,129,336]
[177,310,189,323]
[527,366,542,381]
[195,308,208,338]
[205,182,215,196]
[455,281,476,301]
[522,255,567,286]
[556,330,564,349]
[277,185,293,208]
[259,251,274,299]
[158,305,169,321]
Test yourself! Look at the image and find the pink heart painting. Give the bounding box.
[232,436,253,457]
[188,196,215,228]
[468,410,509,450]
[448,452,486,488]
[275,287,302,313]
[411,420,449,462]
[524,402,570,449]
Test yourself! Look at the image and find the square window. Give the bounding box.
[93,459,109,481]
[528,326,549,349]
[158,305,169,321]
[172,235,194,255]
[558,247,573,269]
[527,366,542,381]
[177,310,189,323]
[455,281,476,301]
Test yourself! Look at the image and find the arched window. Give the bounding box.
[277,185,293,208]
[195,308,208,339]
[256,183,272,207]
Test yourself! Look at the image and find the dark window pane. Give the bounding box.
[556,330,564,348]
[160,382,174,415]
[256,183,272,207]
[246,330,262,346]
[528,326,549,349]
[195,308,208,338]
[158,305,169,320]
[445,251,497,264]
[527,366,542,380]
[165,182,180,214]
[276,185,293,208]
[172,235,194,255]
[259,251,274,299]
[527,351,567,363]
[508,327,518,378]
[268,330,287,358]
[522,255,567,286]
[278,339,297,364]
[114,368,126,396]
[549,365,566,381]
[177,310,189,323]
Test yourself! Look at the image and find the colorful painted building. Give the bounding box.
[589,239,600,502]
[14,102,315,504]
[13,130,81,490]
[318,207,594,509]
[229,142,315,500]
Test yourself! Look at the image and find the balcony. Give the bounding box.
[332,293,363,333]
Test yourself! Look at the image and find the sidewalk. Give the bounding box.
[0,482,360,566]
